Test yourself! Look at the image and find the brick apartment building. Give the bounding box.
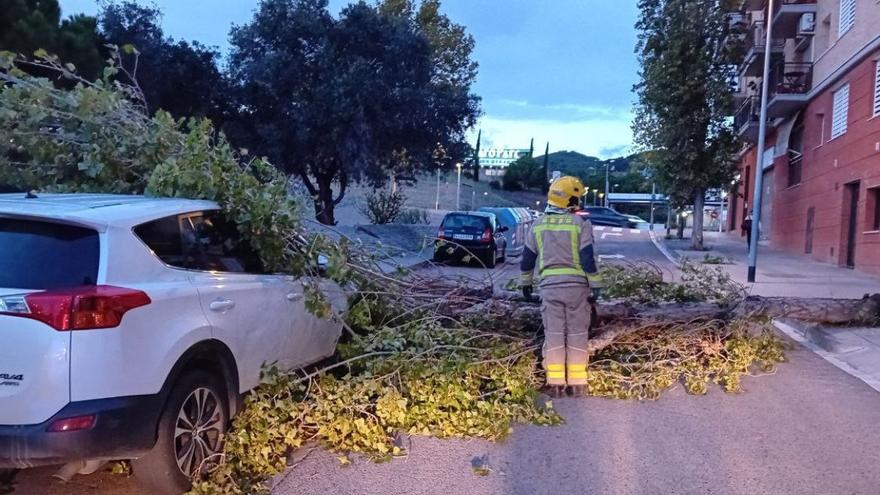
[728,0,880,276]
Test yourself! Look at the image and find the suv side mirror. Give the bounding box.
[497,225,509,233]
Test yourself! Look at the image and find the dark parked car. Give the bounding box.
[435,212,508,268]
[576,207,639,228]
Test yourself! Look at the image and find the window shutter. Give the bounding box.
[873,62,880,118]
[839,0,856,37]
[831,83,850,139]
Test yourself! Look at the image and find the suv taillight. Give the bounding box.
[437,227,446,239]
[0,285,151,331]
[480,228,492,243]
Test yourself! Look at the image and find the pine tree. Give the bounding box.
[473,128,481,182]
[541,142,550,194]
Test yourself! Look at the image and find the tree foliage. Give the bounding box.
[0,53,300,273]
[228,0,479,225]
[99,1,231,123]
[633,0,739,249]
[0,0,104,80]
[502,155,546,191]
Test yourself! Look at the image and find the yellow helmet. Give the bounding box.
[547,176,585,209]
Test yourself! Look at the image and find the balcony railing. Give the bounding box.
[766,62,812,118]
[734,96,761,132]
[772,0,818,14]
[770,0,817,38]
[742,21,786,57]
[769,62,812,95]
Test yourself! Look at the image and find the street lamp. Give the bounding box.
[747,0,776,283]
[455,163,462,211]
[604,162,611,207]
[435,168,441,210]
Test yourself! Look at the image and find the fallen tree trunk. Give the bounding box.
[486,291,880,325]
[466,292,880,354]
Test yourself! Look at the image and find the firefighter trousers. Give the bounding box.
[541,284,591,386]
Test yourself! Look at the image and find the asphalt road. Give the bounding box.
[272,338,880,495]
[9,227,880,494]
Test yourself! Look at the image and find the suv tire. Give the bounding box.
[484,249,497,269]
[133,370,228,495]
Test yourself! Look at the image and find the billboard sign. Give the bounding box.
[478,148,529,168]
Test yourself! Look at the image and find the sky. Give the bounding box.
[59,0,640,158]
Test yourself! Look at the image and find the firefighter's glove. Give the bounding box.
[588,273,603,301]
[522,285,533,301]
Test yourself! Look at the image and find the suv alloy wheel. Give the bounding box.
[132,370,228,494]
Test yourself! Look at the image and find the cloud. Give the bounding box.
[471,114,633,159]
[494,99,633,122]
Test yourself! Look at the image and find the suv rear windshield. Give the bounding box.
[0,219,99,289]
[442,214,491,231]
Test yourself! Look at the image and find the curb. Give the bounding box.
[648,229,680,266]
[773,319,880,393]
[775,318,865,354]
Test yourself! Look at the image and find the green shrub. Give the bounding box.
[359,188,407,224]
[396,208,430,224]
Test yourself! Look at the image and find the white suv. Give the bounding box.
[0,193,344,493]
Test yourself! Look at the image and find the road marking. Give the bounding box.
[648,230,679,265]
[601,232,622,240]
[630,229,641,234]
[612,227,622,232]
[599,254,625,260]
[594,226,606,231]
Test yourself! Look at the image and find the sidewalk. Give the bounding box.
[659,230,880,393]
[660,230,880,299]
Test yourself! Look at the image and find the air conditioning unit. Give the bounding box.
[798,13,816,36]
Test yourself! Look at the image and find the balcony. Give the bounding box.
[766,62,812,118]
[771,0,817,38]
[739,21,785,76]
[734,96,762,142]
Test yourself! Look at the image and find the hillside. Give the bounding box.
[534,151,645,176]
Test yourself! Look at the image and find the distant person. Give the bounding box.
[741,211,753,252]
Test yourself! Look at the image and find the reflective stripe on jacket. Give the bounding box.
[521,212,598,288]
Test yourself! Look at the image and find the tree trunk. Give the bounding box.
[314,174,336,225]
[464,293,880,353]
[676,209,685,239]
[691,188,705,250]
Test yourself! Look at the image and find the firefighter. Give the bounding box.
[521,176,601,397]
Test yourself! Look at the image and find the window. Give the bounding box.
[182,212,265,273]
[134,215,186,266]
[135,211,264,273]
[839,0,856,37]
[873,61,880,118]
[831,83,850,139]
[0,219,99,289]
[870,187,880,231]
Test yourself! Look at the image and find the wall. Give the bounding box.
[812,0,880,85]
[772,49,880,275]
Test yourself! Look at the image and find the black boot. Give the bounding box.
[544,385,565,398]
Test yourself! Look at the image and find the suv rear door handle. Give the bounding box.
[209,299,235,311]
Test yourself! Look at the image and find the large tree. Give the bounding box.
[229,0,479,224]
[633,0,738,249]
[0,0,104,80]
[99,1,231,123]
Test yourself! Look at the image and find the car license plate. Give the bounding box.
[453,234,472,241]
